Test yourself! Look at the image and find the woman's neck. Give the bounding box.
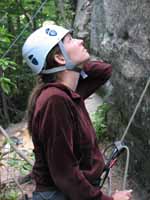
[57,70,80,91]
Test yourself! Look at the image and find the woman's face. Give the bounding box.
[63,33,90,65]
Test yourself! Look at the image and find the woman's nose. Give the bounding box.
[78,38,84,45]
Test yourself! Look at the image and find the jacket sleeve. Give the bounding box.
[76,61,112,100]
[41,95,113,200]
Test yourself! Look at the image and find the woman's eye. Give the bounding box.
[64,34,73,43]
[69,36,72,41]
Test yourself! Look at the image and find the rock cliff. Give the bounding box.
[74,0,150,198]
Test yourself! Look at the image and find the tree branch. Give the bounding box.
[0,126,33,166]
[16,0,35,30]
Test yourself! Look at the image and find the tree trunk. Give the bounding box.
[0,89,10,124]
[55,0,65,22]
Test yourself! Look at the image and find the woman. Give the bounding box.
[22,24,132,200]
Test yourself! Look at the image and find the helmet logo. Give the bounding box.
[28,54,39,65]
[45,28,57,36]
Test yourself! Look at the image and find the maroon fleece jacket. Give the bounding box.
[31,61,113,200]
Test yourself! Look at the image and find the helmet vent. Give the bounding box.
[28,54,39,65]
[28,54,33,59]
[45,28,57,36]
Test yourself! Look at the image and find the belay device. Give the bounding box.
[99,141,129,192]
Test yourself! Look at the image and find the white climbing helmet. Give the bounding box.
[22,24,72,74]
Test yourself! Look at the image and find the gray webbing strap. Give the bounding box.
[58,40,76,70]
[41,66,66,74]
[58,41,88,79]
[41,40,88,79]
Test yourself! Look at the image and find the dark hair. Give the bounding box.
[27,45,61,134]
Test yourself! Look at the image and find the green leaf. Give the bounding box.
[0,81,10,94]
[92,103,110,141]
[0,77,14,94]
[0,77,11,83]
[0,58,17,71]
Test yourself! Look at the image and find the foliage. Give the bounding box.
[92,103,110,141]
[0,187,19,200]
[7,150,33,176]
[0,0,75,126]
[0,27,13,55]
[1,137,34,175]
[4,138,34,176]
[0,137,33,200]
[0,58,17,95]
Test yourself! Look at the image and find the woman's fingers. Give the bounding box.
[112,189,133,200]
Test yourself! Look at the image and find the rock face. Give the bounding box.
[74,0,150,198]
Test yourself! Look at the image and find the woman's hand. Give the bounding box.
[112,189,132,200]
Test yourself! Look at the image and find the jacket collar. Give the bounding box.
[43,82,81,100]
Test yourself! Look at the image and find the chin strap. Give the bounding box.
[41,40,88,79]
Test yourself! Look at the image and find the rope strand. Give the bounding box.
[120,76,150,143]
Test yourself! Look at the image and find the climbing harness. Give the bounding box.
[100,75,150,193]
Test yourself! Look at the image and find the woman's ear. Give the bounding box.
[54,53,66,65]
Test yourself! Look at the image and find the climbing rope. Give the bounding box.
[101,75,150,193]
[120,76,150,142]
[1,0,48,59]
